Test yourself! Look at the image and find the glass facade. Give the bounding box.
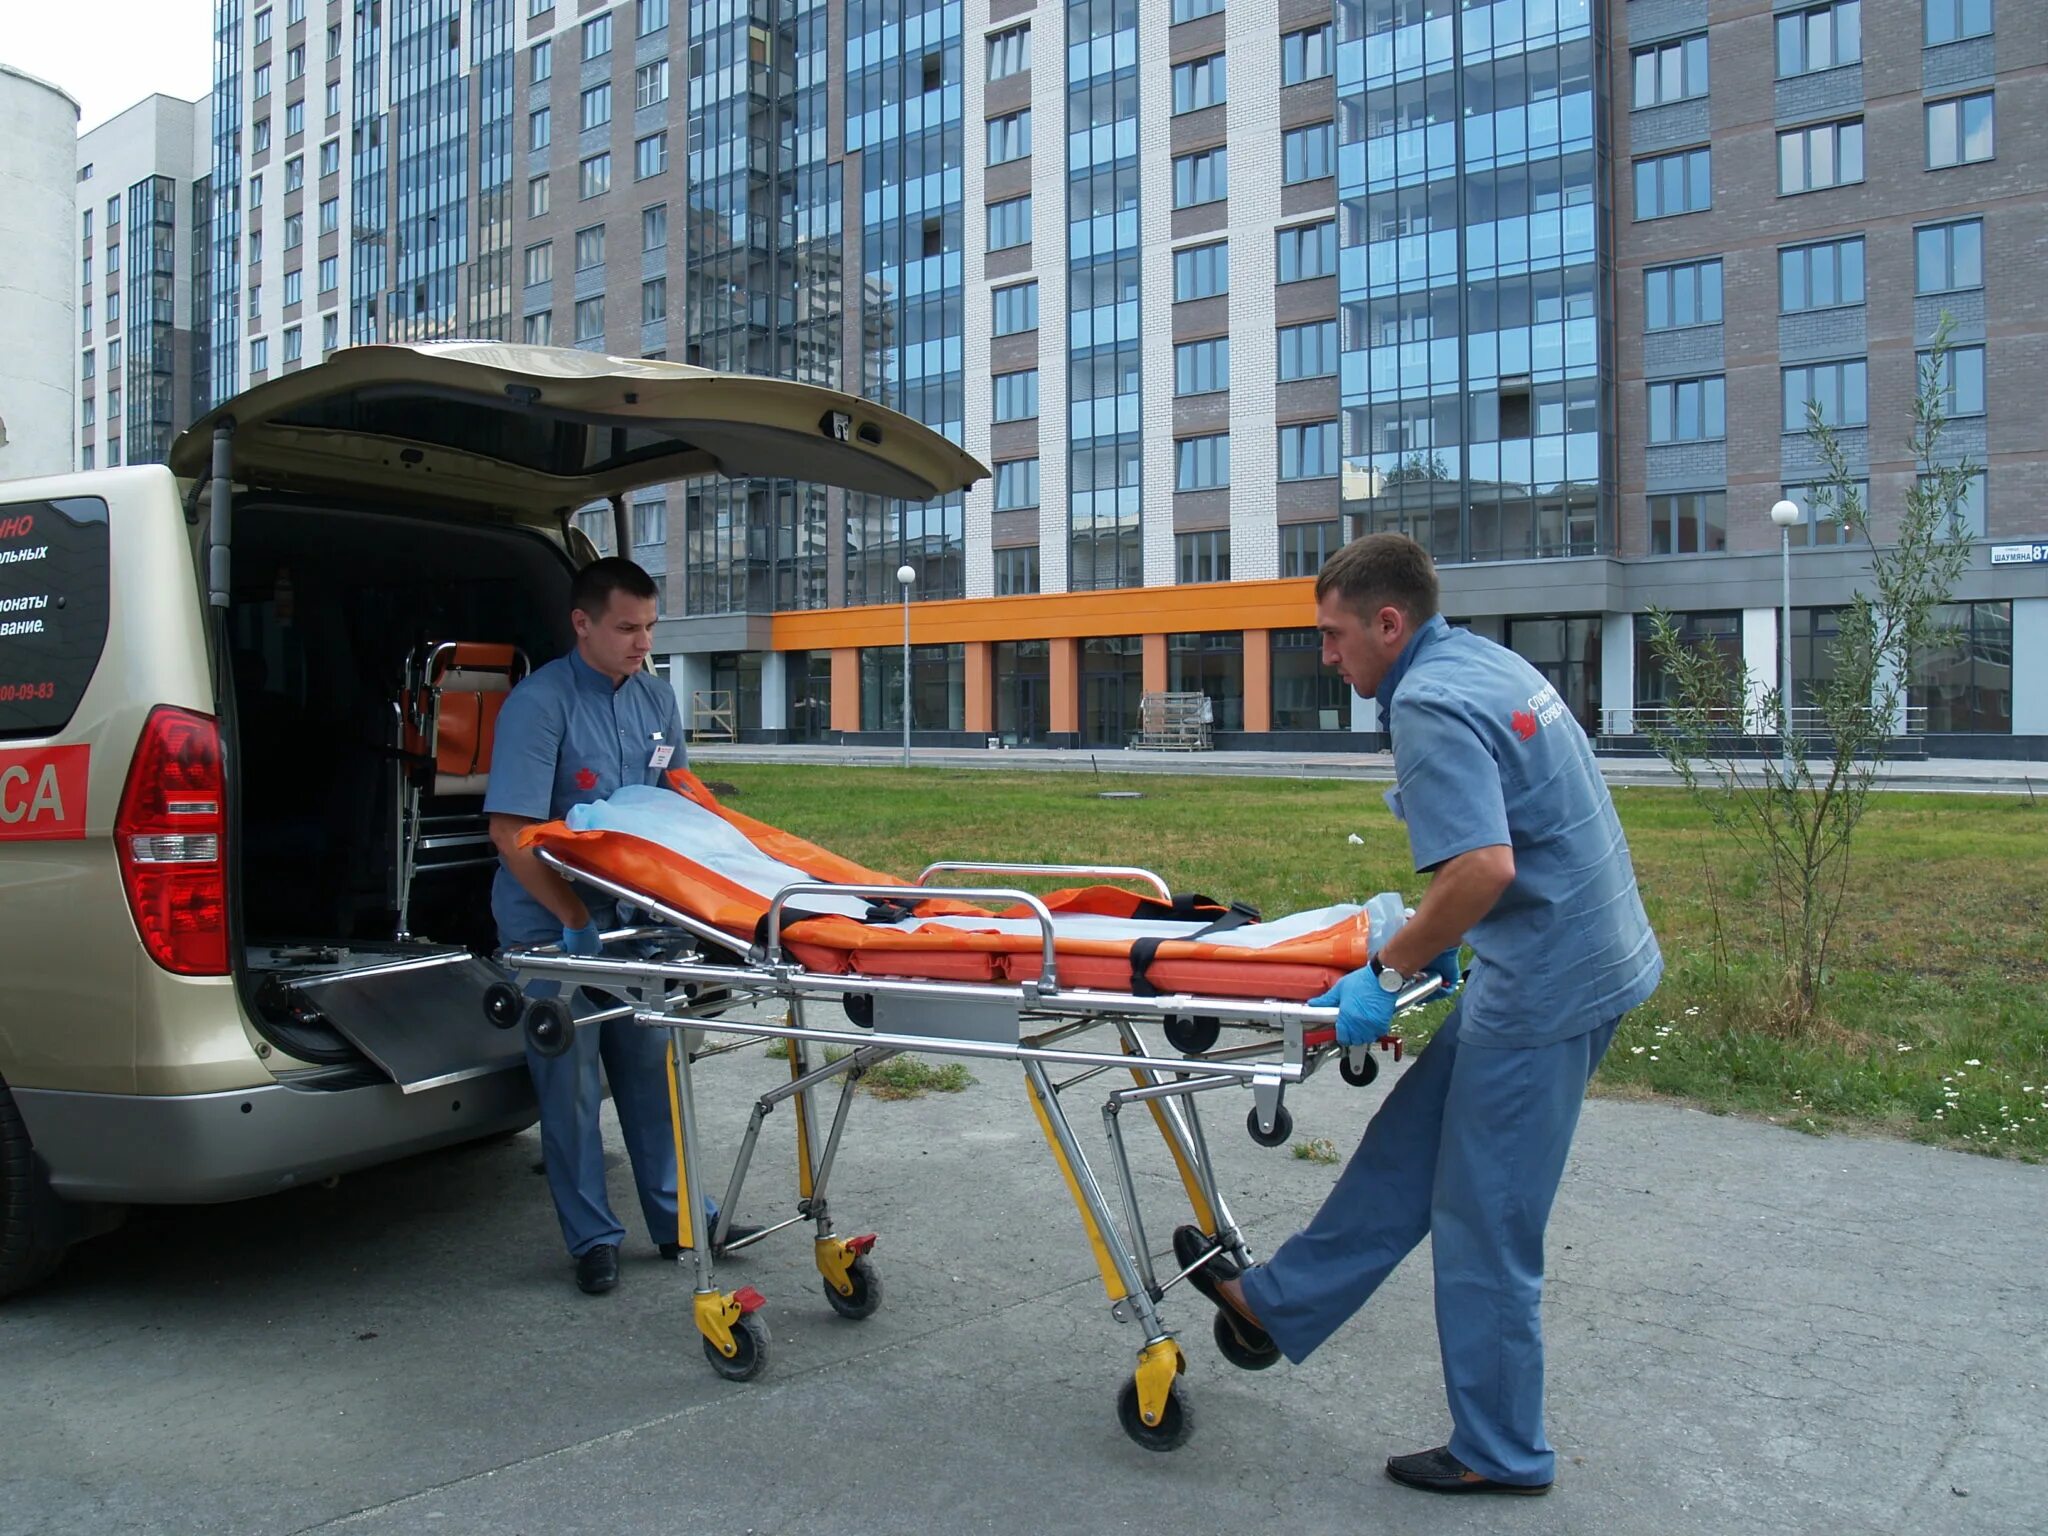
[124,176,179,464]
[861,643,967,731]
[467,0,516,339]
[994,639,1052,743]
[208,0,245,405]
[387,0,472,341]
[1168,632,1244,731]
[1913,602,2012,734]
[1338,0,1606,566]
[1506,614,1600,730]
[1271,628,1348,730]
[350,0,389,343]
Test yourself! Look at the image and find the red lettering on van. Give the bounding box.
[0,514,36,540]
[0,745,88,840]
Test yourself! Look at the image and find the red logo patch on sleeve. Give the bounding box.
[1510,710,1539,741]
[574,768,599,791]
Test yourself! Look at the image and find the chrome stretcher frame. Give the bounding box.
[490,848,1440,1451]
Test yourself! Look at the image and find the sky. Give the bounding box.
[6,0,216,133]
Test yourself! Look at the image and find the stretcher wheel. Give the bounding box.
[1116,1376,1193,1452]
[1246,1104,1293,1148]
[1212,1310,1281,1371]
[524,996,575,1059]
[822,1256,882,1320]
[842,994,875,1029]
[482,982,525,1031]
[1163,1015,1221,1055]
[703,1311,770,1382]
[1339,1051,1379,1088]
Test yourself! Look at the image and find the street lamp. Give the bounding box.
[1769,498,1803,781]
[896,562,916,768]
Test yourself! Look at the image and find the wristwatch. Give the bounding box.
[1371,957,1406,993]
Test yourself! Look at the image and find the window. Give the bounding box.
[106,339,120,371]
[526,242,554,286]
[1645,259,1724,329]
[580,154,611,198]
[1781,360,1869,431]
[285,96,304,138]
[1916,219,1984,295]
[1927,93,1994,168]
[254,118,271,154]
[1174,336,1229,395]
[523,310,554,345]
[284,213,303,249]
[1779,118,1863,194]
[1275,524,1337,579]
[1647,492,1729,555]
[283,326,303,364]
[1923,469,1987,537]
[288,0,303,23]
[287,44,305,81]
[1172,55,1226,115]
[992,369,1039,421]
[987,195,1031,251]
[643,204,668,250]
[1648,376,1728,443]
[82,253,91,284]
[1176,434,1229,491]
[255,63,272,98]
[106,385,120,420]
[1172,0,1223,20]
[987,109,1031,165]
[530,175,551,217]
[636,0,668,34]
[994,548,1040,596]
[106,291,121,328]
[283,156,305,197]
[105,438,120,467]
[992,282,1038,335]
[80,303,91,337]
[1282,123,1333,184]
[635,132,668,179]
[327,22,341,59]
[575,295,604,342]
[1920,346,1987,417]
[528,0,550,13]
[80,445,95,471]
[1175,531,1231,585]
[629,276,663,327]
[321,313,339,355]
[1633,34,1709,108]
[1278,420,1339,481]
[106,240,121,274]
[636,59,669,110]
[1777,2,1860,77]
[632,498,666,551]
[283,269,301,306]
[319,138,339,176]
[988,24,1030,80]
[1173,147,1227,208]
[244,286,256,325]
[1926,0,1994,46]
[1781,481,1866,545]
[1282,25,1333,86]
[250,336,269,373]
[106,193,120,224]
[994,458,1040,510]
[530,106,551,149]
[249,174,264,208]
[318,255,337,293]
[1275,220,1336,282]
[82,209,91,241]
[82,398,94,429]
[583,14,612,59]
[1636,611,1741,712]
[1634,147,1711,218]
[326,81,341,118]
[1779,238,1865,312]
[531,39,552,82]
[255,8,273,46]
[81,349,93,380]
[574,225,605,270]
[581,84,612,132]
[1174,241,1228,301]
[1277,319,1338,381]
[1911,601,2011,734]
[319,196,339,233]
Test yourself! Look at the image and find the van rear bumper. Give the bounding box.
[11,1066,538,1204]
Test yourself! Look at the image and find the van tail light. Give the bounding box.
[116,706,229,977]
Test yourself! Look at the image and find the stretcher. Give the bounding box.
[484,773,1441,1450]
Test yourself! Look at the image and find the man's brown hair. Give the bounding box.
[1315,532,1440,625]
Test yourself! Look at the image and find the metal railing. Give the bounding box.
[1608,705,1929,737]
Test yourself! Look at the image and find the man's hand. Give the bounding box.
[1310,967,1398,1047]
[1426,945,1464,999]
[561,921,604,957]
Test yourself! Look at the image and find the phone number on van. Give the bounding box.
[0,682,58,703]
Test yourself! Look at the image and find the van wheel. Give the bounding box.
[1,1081,72,1300]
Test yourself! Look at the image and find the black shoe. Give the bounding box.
[1384,1447,1550,1496]
[574,1243,620,1295]
[658,1216,768,1262]
[1171,1225,1278,1359]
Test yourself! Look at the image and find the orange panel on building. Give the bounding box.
[1242,629,1272,734]
[829,648,860,734]
[965,640,992,734]
[1049,637,1079,735]
[1142,632,1167,694]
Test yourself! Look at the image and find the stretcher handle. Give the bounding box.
[762,881,1062,994]
[915,861,1173,902]
[1299,974,1445,1051]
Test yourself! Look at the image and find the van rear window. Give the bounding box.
[0,497,112,740]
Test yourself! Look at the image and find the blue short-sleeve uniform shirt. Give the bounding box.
[1377,617,1662,1046]
[483,649,685,943]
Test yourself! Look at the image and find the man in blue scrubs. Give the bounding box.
[1192,533,1661,1495]
[486,557,756,1295]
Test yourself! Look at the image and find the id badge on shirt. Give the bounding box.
[649,743,675,770]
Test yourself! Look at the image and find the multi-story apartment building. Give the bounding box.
[157,0,2048,754]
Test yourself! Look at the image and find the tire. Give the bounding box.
[1,1081,73,1300]
[822,1255,883,1320]
[1116,1375,1194,1452]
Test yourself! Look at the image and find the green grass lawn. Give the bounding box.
[702,764,2048,1159]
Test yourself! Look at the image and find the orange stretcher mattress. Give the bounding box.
[519,771,1376,1002]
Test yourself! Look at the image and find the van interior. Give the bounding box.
[225,500,575,1079]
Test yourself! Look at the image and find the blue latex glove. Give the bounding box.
[1309,966,1399,1048]
[561,921,604,957]
[1426,945,1464,1000]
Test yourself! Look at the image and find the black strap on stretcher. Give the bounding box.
[1129,897,1262,996]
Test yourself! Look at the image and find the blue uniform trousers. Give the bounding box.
[1239,1003,1618,1486]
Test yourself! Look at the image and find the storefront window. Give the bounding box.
[1168,632,1244,731]
[1081,636,1144,746]
[861,644,966,732]
[1270,628,1346,730]
[1911,601,2012,733]
[994,640,1051,744]
[1507,616,1602,731]
[1635,611,1740,719]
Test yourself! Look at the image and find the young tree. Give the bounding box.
[1643,324,1976,1030]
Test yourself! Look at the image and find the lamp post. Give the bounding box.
[896,562,916,769]
[1769,498,1802,781]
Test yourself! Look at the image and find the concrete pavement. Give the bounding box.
[4,1016,2043,1536]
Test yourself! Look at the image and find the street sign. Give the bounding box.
[1989,543,2048,566]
